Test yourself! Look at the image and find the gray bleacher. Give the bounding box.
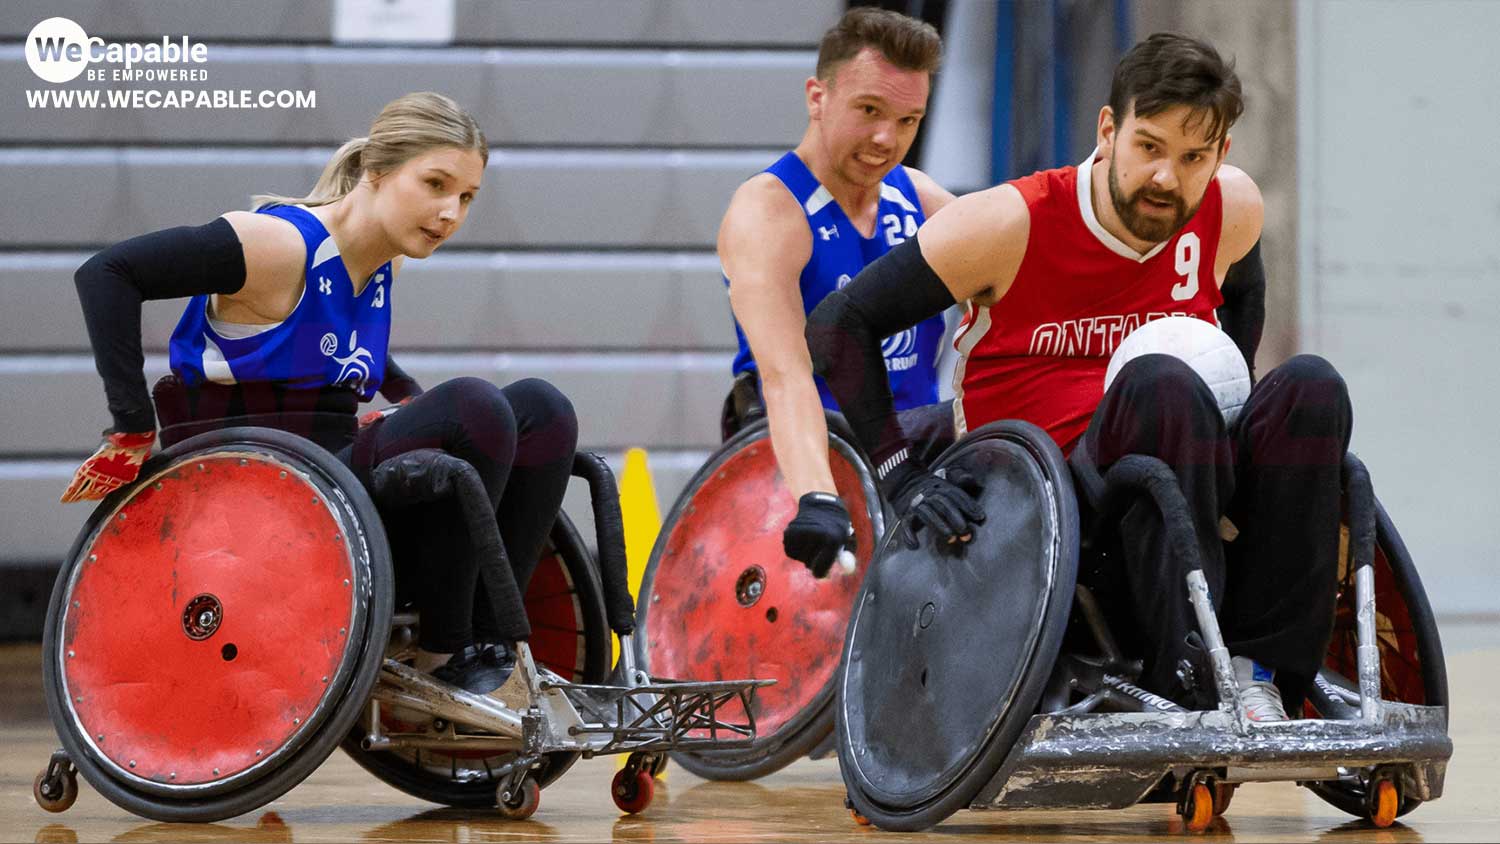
[0,0,839,572]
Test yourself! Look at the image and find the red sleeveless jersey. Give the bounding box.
[953,153,1225,452]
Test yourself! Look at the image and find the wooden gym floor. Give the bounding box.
[3,619,1498,843]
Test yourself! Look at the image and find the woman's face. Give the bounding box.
[372,146,484,257]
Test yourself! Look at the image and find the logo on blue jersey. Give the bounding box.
[818,224,839,241]
[323,329,374,393]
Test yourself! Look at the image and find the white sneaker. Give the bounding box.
[1232,656,1288,722]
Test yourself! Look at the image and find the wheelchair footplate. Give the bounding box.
[359,634,772,816]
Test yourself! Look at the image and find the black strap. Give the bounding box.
[75,218,247,432]
[806,235,955,469]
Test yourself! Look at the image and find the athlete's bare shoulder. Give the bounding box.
[219,210,306,308]
[1215,164,1264,267]
[918,182,1031,304]
[718,173,812,284]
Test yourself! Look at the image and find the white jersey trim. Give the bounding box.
[201,334,237,384]
[950,301,994,437]
[880,182,919,214]
[310,234,340,270]
[803,186,835,216]
[1075,148,1170,264]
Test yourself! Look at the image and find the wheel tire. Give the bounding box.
[1304,502,1442,821]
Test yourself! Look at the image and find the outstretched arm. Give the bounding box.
[720,175,835,500]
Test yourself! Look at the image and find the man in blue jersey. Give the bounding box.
[719,8,957,578]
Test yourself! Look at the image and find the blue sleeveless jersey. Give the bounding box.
[169,205,392,400]
[728,152,944,411]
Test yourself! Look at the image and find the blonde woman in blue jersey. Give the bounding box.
[63,92,576,695]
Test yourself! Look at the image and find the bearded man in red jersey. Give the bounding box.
[808,33,1349,723]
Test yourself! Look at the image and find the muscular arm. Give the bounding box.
[719,175,835,498]
[807,186,1031,468]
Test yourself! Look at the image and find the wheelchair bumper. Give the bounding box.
[976,701,1450,811]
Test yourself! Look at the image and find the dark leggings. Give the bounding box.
[1077,354,1351,707]
[338,377,579,652]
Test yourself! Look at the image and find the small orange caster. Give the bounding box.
[1180,782,1214,833]
[1368,777,1399,828]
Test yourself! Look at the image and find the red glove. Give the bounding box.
[359,396,413,429]
[61,430,156,503]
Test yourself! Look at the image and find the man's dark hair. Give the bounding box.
[1109,33,1243,145]
[815,7,942,82]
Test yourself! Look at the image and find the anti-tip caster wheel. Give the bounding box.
[1367,770,1400,829]
[1179,780,1214,833]
[33,766,78,814]
[612,766,654,814]
[496,776,541,821]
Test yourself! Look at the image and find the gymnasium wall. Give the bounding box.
[1296,0,1500,615]
[0,0,838,635]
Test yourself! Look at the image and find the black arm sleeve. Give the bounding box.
[74,218,246,433]
[1217,238,1266,381]
[806,235,956,471]
[380,355,424,402]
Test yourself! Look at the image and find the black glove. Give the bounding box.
[880,459,986,549]
[783,492,855,578]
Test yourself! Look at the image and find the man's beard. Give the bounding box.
[1107,153,1199,244]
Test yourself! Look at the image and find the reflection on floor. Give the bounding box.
[4,619,1498,843]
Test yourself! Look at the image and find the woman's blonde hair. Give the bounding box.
[253,91,488,209]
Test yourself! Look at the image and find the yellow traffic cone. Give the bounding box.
[615,447,666,777]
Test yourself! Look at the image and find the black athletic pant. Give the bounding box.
[1077,354,1351,708]
[338,377,579,652]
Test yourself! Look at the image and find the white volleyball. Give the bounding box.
[1103,316,1251,427]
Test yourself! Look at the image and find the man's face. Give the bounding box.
[1099,102,1227,244]
[807,47,930,189]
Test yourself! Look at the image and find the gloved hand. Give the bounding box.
[783,492,855,578]
[60,430,156,503]
[879,459,986,549]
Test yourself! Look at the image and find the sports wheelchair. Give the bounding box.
[33,412,769,823]
[836,420,1452,832]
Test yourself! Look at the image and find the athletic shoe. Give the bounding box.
[432,643,515,694]
[1232,655,1288,722]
